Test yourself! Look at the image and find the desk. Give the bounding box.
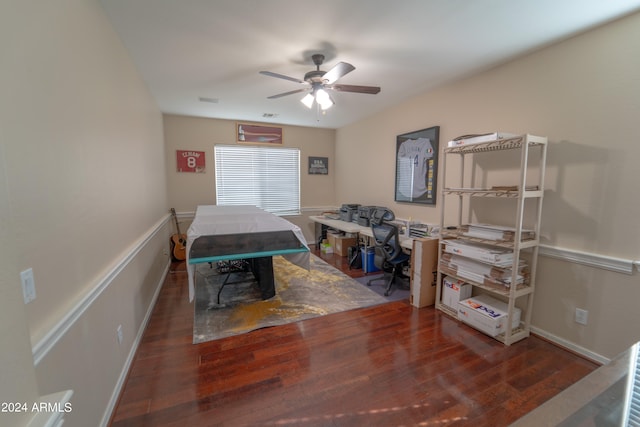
[309,215,414,250]
[187,205,309,301]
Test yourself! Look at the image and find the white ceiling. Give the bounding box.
[99,0,640,129]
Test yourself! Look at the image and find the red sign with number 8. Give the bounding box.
[176,150,206,173]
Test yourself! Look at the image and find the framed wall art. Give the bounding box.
[176,150,206,173]
[237,123,283,145]
[308,157,328,175]
[394,126,440,205]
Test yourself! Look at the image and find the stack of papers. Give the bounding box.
[409,223,429,238]
[440,253,529,289]
[462,223,535,242]
[408,223,439,238]
[447,132,518,148]
[490,185,539,192]
[443,240,513,267]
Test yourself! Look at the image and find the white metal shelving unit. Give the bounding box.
[435,134,547,345]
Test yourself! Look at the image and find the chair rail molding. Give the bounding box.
[538,244,637,275]
[32,214,172,365]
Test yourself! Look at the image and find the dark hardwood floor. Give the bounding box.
[110,250,598,426]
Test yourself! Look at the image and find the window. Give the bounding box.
[626,344,640,426]
[214,145,300,215]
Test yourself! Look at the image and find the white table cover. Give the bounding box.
[186,205,309,301]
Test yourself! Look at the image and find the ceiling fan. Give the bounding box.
[259,54,381,110]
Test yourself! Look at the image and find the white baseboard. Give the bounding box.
[99,259,170,427]
[530,326,609,365]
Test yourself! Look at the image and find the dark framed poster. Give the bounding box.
[308,156,328,175]
[394,126,439,205]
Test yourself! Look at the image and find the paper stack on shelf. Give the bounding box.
[443,240,513,267]
[447,132,518,148]
[462,223,535,242]
[490,185,539,191]
[409,223,439,238]
[440,253,529,289]
[409,223,428,238]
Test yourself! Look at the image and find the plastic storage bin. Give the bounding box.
[361,247,380,273]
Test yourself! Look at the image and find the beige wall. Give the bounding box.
[336,11,640,359]
[2,2,638,426]
[163,114,336,213]
[1,1,169,426]
[0,132,39,427]
[163,115,337,242]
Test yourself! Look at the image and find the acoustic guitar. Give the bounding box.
[169,208,187,261]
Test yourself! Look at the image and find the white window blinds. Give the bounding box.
[626,344,640,426]
[214,145,300,215]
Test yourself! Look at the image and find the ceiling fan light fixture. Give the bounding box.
[315,89,334,110]
[263,53,379,116]
[301,93,314,109]
[319,99,333,110]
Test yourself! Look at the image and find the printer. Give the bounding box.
[339,204,360,222]
[357,206,375,226]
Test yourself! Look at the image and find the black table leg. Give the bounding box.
[248,256,275,300]
[216,272,232,304]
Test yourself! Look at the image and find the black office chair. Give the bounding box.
[366,208,410,296]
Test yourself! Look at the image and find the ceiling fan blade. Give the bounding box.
[322,62,355,84]
[267,88,309,99]
[259,70,304,84]
[331,84,381,94]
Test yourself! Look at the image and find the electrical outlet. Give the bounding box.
[117,325,123,345]
[575,308,588,325]
[20,268,36,304]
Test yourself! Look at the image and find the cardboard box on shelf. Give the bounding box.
[326,230,341,248]
[462,223,535,242]
[457,294,521,337]
[440,253,528,288]
[334,236,357,257]
[409,238,439,308]
[442,276,472,312]
[443,240,514,266]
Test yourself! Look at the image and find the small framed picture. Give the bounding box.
[176,150,206,173]
[237,123,283,145]
[309,157,328,175]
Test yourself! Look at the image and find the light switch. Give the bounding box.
[20,268,36,304]
[575,308,588,325]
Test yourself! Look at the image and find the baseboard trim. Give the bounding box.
[538,244,636,275]
[32,214,171,365]
[99,259,170,427]
[530,326,609,365]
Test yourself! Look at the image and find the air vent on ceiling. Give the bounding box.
[198,97,219,104]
